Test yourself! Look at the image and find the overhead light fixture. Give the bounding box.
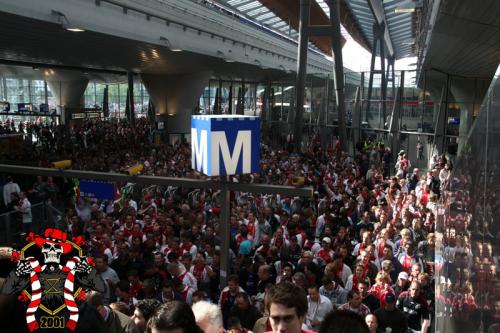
[52,10,85,32]
[160,37,182,52]
[394,0,422,13]
[395,8,415,13]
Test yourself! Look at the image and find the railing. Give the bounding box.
[0,202,62,246]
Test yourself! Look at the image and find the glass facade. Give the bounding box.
[0,78,49,111]
[435,65,500,333]
[83,82,150,118]
[0,78,150,119]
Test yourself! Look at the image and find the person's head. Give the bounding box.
[355,264,365,277]
[258,265,272,281]
[191,301,224,333]
[357,280,370,298]
[409,281,421,299]
[418,272,430,287]
[265,282,308,333]
[381,260,392,273]
[318,310,369,333]
[115,280,131,300]
[182,253,192,268]
[291,272,306,289]
[365,314,378,333]
[132,299,162,333]
[347,290,362,308]
[382,245,393,260]
[87,291,112,320]
[153,251,165,267]
[362,231,372,245]
[95,254,109,272]
[322,237,331,249]
[411,263,422,277]
[375,271,391,286]
[397,271,409,286]
[359,250,370,265]
[234,292,250,311]
[301,251,313,265]
[227,275,240,294]
[146,301,201,333]
[307,285,320,302]
[161,280,175,301]
[383,292,396,310]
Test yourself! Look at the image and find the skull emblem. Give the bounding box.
[41,243,63,264]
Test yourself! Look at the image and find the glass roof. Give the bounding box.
[340,0,416,59]
[199,0,414,60]
[217,0,323,52]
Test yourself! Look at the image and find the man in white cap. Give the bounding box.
[392,271,409,298]
[316,237,334,267]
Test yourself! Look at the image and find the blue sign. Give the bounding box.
[17,103,33,112]
[191,115,260,176]
[79,180,115,199]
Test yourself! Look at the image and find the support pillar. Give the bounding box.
[228,83,233,114]
[219,176,230,290]
[292,0,311,153]
[127,72,135,125]
[365,28,378,122]
[46,78,89,124]
[329,0,348,152]
[379,25,387,128]
[141,71,212,134]
[103,85,109,118]
[434,80,449,156]
[389,71,404,160]
[352,86,361,149]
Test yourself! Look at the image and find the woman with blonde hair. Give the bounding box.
[368,271,394,307]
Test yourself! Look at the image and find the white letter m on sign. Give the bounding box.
[191,128,208,173]
[211,130,251,175]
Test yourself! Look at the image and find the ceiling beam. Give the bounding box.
[366,0,395,59]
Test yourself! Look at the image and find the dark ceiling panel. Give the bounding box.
[422,0,500,79]
[0,11,287,82]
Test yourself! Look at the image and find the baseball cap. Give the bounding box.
[322,237,332,244]
[398,272,409,280]
[385,293,396,303]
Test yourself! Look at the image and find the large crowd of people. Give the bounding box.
[0,117,496,333]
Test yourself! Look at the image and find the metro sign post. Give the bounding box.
[191,115,260,176]
[191,114,260,286]
[0,115,310,291]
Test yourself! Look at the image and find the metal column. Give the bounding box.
[228,83,233,114]
[127,72,135,125]
[389,70,404,159]
[378,23,387,129]
[292,0,311,153]
[219,177,230,289]
[329,0,348,152]
[103,85,109,118]
[365,26,378,122]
